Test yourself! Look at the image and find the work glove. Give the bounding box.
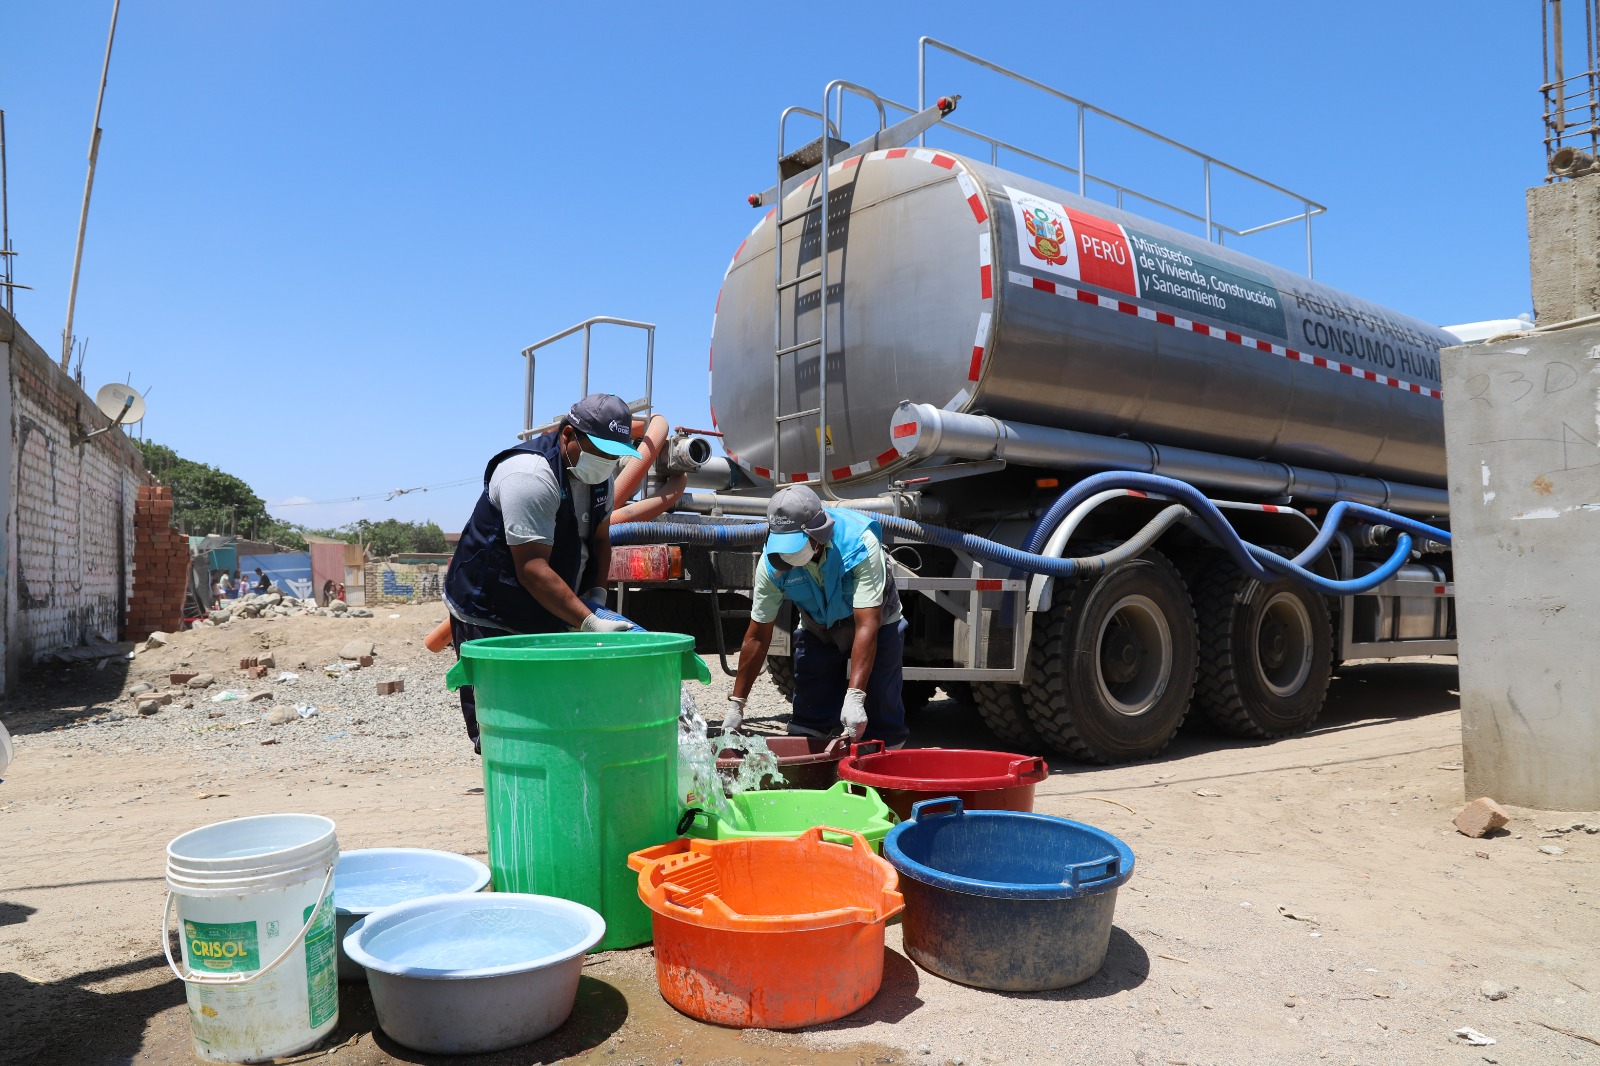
[581,587,609,610]
[840,688,868,741]
[580,613,634,634]
[723,695,747,734]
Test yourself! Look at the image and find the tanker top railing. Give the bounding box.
[518,316,654,441]
[914,37,1326,277]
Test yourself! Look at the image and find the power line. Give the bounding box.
[269,477,478,508]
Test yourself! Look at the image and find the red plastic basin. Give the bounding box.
[716,735,849,791]
[836,742,1049,820]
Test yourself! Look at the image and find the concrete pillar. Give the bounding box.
[1442,323,1600,810]
[1527,172,1600,323]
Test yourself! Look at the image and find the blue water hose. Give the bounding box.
[610,471,1449,597]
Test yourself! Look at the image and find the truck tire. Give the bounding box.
[902,680,939,716]
[1023,548,1197,763]
[765,654,795,702]
[1192,556,1332,737]
[971,682,1045,748]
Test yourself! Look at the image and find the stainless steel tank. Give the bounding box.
[708,147,1453,489]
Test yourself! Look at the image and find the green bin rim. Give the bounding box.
[457,631,697,662]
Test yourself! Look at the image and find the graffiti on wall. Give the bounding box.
[370,564,444,604]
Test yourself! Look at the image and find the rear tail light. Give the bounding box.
[609,545,682,583]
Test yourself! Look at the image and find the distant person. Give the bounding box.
[217,570,233,598]
[321,579,336,606]
[254,567,271,593]
[232,569,246,598]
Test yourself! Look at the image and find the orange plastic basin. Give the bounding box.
[627,828,904,1029]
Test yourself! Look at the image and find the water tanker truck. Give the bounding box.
[538,42,1478,763]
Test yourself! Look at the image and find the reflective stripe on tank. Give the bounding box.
[715,149,998,483]
[1007,271,1443,401]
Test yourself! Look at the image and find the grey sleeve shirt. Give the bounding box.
[486,451,605,575]
[488,453,565,546]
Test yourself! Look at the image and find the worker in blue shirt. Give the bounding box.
[724,485,908,747]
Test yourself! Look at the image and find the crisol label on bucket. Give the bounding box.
[184,920,260,972]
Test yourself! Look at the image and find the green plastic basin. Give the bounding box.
[682,780,899,852]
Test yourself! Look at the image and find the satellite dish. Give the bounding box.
[94,382,146,425]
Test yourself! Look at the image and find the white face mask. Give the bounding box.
[779,542,816,568]
[569,450,614,485]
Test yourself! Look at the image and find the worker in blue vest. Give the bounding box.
[724,485,908,747]
[444,393,640,750]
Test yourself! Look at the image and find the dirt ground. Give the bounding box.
[1,605,1596,1066]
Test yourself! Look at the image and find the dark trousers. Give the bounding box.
[450,616,508,746]
[790,618,908,747]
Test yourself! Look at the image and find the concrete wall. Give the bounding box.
[1442,323,1600,810]
[2,308,149,693]
[1526,173,1600,324]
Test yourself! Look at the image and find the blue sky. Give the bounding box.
[4,3,1538,533]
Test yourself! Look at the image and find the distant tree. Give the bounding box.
[335,518,449,557]
[412,521,448,553]
[139,440,270,537]
[138,444,451,553]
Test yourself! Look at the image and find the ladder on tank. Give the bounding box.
[768,83,894,497]
[756,82,962,491]
[769,110,838,492]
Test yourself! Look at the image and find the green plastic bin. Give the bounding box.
[445,631,710,951]
[681,780,899,852]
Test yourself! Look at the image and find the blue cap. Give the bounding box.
[568,393,641,459]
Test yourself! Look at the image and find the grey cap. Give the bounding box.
[567,393,641,459]
[763,485,834,556]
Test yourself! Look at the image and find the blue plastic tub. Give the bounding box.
[882,797,1135,991]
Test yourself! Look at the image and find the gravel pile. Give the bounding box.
[3,603,792,769]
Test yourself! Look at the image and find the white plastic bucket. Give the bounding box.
[164,814,340,1063]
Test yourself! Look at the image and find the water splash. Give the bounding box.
[676,686,785,825]
[676,687,737,822]
[717,733,782,794]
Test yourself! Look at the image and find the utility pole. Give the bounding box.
[1,109,14,318]
[61,0,122,371]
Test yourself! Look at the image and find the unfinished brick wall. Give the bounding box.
[3,308,151,691]
[125,485,188,641]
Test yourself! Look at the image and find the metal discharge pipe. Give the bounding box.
[889,402,1450,517]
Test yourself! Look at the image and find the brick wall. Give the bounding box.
[125,485,188,640]
[3,308,151,692]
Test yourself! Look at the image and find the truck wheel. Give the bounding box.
[902,680,939,716]
[1192,556,1332,737]
[971,682,1045,748]
[765,654,795,702]
[1023,549,1197,763]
